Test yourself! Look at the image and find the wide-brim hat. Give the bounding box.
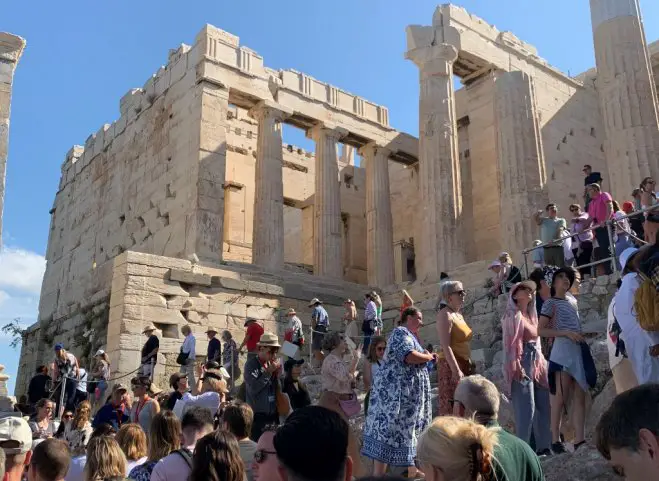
[243,317,257,327]
[142,323,156,333]
[257,332,281,348]
[308,298,322,307]
[510,280,537,297]
[488,260,502,270]
[286,308,297,316]
[620,247,639,271]
[204,326,218,334]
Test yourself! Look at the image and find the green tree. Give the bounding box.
[2,318,25,349]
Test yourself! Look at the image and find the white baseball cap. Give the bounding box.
[95,349,105,356]
[0,415,32,454]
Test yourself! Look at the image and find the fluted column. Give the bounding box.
[0,33,26,250]
[360,142,395,287]
[248,101,292,269]
[310,124,346,278]
[494,71,549,259]
[406,38,464,280]
[590,0,659,196]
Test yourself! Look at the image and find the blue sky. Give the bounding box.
[2,0,659,393]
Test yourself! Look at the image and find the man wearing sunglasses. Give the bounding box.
[245,332,281,442]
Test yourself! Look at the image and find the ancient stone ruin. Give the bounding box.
[12,1,659,414]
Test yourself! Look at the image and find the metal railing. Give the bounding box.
[521,205,656,278]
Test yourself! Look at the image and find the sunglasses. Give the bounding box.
[62,413,73,419]
[254,449,277,464]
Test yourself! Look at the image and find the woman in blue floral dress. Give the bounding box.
[362,306,435,477]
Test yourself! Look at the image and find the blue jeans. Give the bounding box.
[511,342,552,452]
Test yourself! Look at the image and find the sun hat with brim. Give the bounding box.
[308,298,322,307]
[204,326,218,334]
[243,317,257,327]
[488,261,502,270]
[257,332,281,348]
[142,324,156,334]
[620,247,639,271]
[510,280,537,298]
[0,416,32,454]
[286,308,297,316]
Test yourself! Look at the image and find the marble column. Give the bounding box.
[590,0,659,196]
[0,33,26,250]
[406,39,464,280]
[310,124,347,278]
[494,71,549,259]
[360,142,395,287]
[248,101,292,269]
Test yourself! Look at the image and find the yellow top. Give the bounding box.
[438,313,473,361]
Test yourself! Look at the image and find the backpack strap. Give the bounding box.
[173,448,193,468]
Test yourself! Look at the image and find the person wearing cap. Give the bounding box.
[52,344,79,414]
[614,247,659,385]
[165,372,189,411]
[309,298,329,365]
[284,309,304,348]
[129,377,161,434]
[533,204,567,268]
[239,318,264,363]
[90,350,111,411]
[244,332,281,441]
[205,327,222,364]
[282,359,311,411]
[501,281,552,455]
[0,416,33,481]
[92,384,131,430]
[140,324,159,379]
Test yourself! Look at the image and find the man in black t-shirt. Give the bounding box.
[27,365,52,409]
[583,165,603,210]
[140,324,159,379]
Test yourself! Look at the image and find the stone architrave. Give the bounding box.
[0,33,26,250]
[360,142,395,287]
[494,71,549,259]
[248,101,292,269]
[590,0,659,196]
[309,124,347,278]
[406,37,464,280]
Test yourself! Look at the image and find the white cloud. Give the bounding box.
[0,247,46,295]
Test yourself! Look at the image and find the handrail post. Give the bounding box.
[607,220,618,275]
[523,250,530,279]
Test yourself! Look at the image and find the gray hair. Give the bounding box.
[454,375,500,424]
[440,280,463,302]
[321,331,343,352]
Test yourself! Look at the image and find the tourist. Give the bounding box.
[362,293,377,353]
[221,330,240,390]
[613,247,659,384]
[533,203,567,268]
[436,280,473,415]
[606,279,638,394]
[27,438,70,481]
[281,359,311,411]
[501,281,552,455]
[538,268,590,453]
[244,332,281,441]
[251,425,279,481]
[64,400,93,456]
[569,203,593,277]
[151,407,214,481]
[640,177,658,212]
[362,307,433,478]
[27,366,52,412]
[89,350,110,411]
[318,331,362,476]
[452,375,544,478]
[491,252,522,295]
[165,373,188,411]
[115,424,147,474]
[0,416,33,481]
[128,411,181,481]
[531,240,544,268]
[362,335,385,417]
[52,344,80,414]
[222,403,258,481]
[371,291,383,335]
[488,260,503,295]
[205,327,222,364]
[92,384,130,430]
[128,377,160,434]
[189,430,245,481]
[29,399,59,444]
[586,183,614,275]
[55,410,73,440]
[173,366,228,418]
[284,308,304,349]
[139,324,159,379]
[178,325,196,393]
[417,416,498,481]
[596,384,659,481]
[275,406,352,481]
[583,164,603,209]
[73,368,88,407]
[83,435,126,481]
[309,298,329,364]
[239,318,264,363]
[612,200,634,267]
[342,300,359,349]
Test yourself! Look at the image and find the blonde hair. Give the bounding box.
[371,291,382,307]
[148,411,181,461]
[499,253,512,265]
[84,436,127,481]
[72,400,92,431]
[203,369,229,394]
[116,423,147,461]
[417,416,498,481]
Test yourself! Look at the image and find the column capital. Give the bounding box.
[358,141,392,159]
[307,122,349,142]
[405,43,458,77]
[248,100,293,122]
[0,33,26,64]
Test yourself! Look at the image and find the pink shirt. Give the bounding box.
[587,191,613,225]
[321,353,353,394]
[150,446,193,481]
